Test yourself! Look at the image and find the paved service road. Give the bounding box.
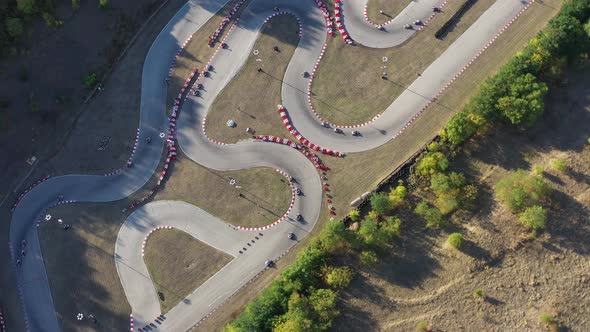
[8,0,533,330]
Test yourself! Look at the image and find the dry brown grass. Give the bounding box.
[167,0,252,111]
[365,0,411,25]
[312,0,496,125]
[155,155,292,227]
[206,15,300,143]
[144,228,233,313]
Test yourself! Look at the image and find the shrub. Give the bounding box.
[360,250,378,267]
[42,12,63,27]
[533,165,545,176]
[416,152,449,177]
[98,0,109,9]
[495,170,551,213]
[370,192,390,215]
[5,18,24,38]
[540,314,553,324]
[17,0,36,15]
[348,209,360,222]
[325,267,354,289]
[415,320,431,332]
[550,158,568,172]
[359,218,383,248]
[83,73,98,87]
[473,288,484,299]
[519,205,547,232]
[447,233,464,249]
[382,216,402,239]
[415,201,444,228]
[72,0,79,10]
[318,220,347,252]
[388,183,407,210]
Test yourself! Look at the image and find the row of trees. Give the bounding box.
[440,0,590,147]
[227,3,590,330]
[1,0,110,56]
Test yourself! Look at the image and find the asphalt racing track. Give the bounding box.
[9,0,535,330]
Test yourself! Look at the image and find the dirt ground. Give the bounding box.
[331,63,590,332]
[144,228,233,313]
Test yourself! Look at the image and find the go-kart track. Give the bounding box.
[9,0,535,330]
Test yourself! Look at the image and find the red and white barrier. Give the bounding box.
[141,225,175,257]
[11,175,51,211]
[253,135,328,170]
[334,0,353,44]
[263,11,303,38]
[129,314,134,332]
[277,105,344,157]
[208,0,247,47]
[313,0,334,36]
[391,0,535,140]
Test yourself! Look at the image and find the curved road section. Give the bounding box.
[9,0,533,331]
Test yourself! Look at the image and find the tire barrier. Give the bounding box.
[11,175,51,212]
[208,0,247,47]
[200,22,240,146]
[253,135,328,170]
[125,67,197,211]
[0,307,6,332]
[312,0,334,36]
[277,105,344,157]
[363,0,450,30]
[231,169,296,231]
[391,0,535,140]
[334,0,353,44]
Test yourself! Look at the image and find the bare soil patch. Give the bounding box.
[332,62,590,331]
[144,228,233,313]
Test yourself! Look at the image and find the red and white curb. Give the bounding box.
[391,0,536,140]
[231,169,296,231]
[11,175,51,211]
[277,104,344,157]
[334,0,353,44]
[263,11,303,38]
[313,0,334,36]
[141,225,175,257]
[208,0,247,47]
[200,22,239,146]
[104,128,140,176]
[168,35,194,78]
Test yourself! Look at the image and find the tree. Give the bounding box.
[358,218,384,248]
[382,216,402,239]
[5,18,24,38]
[550,158,568,172]
[348,209,360,222]
[319,220,347,252]
[388,183,407,209]
[414,201,444,228]
[441,111,480,146]
[447,233,464,249]
[309,288,339,330]
[17,0,36,15]
[416,152,449,177]
[360,250,378,267]
[519,205,547,232]
[370,192,390,215]
[98,0,109,9]
[495,170,551,213]
[496,73,548,126]
[586,19,590,37]
[325,267,354,289]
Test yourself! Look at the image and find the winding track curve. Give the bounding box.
[8,0,534,330]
